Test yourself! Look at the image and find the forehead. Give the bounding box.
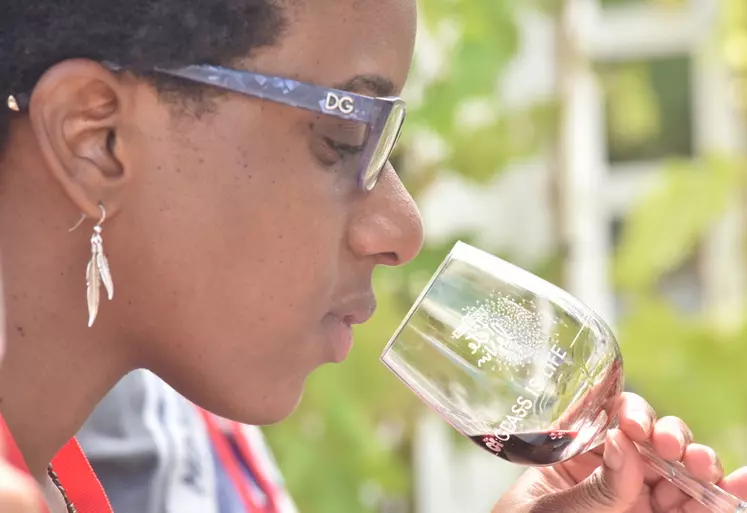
[249,0,417,95]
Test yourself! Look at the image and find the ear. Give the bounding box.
[28,59,132,220]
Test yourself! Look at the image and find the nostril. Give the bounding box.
[378,251,400,267]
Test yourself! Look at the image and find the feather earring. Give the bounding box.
[73,204,114,327]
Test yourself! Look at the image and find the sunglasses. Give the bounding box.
[8,64,407,191]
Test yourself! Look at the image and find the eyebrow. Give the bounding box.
[335,74,396,97]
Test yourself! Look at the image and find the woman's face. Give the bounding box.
[109,0,423,423]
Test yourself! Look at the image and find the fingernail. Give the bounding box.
[674,429,685,448]
[708,448,722,477]
[632,412,651,434]
[604,430,625,471]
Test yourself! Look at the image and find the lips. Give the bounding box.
[336,296,377,326]
[328,320,354,363]
[324,295,376,363]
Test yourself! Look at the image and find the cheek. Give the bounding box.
[212,139,344,310]
[128,121,348,363]
[119,110,359,423]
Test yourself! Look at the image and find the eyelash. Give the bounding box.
[323,137,364,159]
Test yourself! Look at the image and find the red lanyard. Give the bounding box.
[0,414,113,513]
[198,408,281,513]
[1,410,280,513]
[229,422,281,513]
[50,438,114,513]
[0,413,28,474]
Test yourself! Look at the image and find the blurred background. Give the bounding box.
[263,0,747,511]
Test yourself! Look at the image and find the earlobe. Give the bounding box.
[27,59,130,220]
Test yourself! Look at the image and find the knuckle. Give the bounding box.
[641,402,658,424]
[622,394,657,424]
[579,469,619,508]
[658,415,694,443]
[525,469,628,513]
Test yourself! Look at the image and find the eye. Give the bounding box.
[323,137,364,159]
[310,116,368,169]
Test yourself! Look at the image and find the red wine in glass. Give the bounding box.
[469,430,578,466]
[382,242,747,512]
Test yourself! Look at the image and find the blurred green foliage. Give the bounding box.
[612,154,747,471]
[405,1,557,187]
[724,0,747,110]
[263,2,540,513]
[609,0,747,472]
[614,155,745,291]
[265,1,747,512]
[597,56,693,162]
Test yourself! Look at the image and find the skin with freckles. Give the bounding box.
[0,1,746,512]
[0,0,421,483]
[0,269,44,513]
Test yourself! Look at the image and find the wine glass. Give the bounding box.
[381,241,747,512]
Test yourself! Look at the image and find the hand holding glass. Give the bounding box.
[381,242,746,512]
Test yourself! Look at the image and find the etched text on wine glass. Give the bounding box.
[451,293,545,371]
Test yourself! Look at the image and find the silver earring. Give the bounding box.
[74,204,114,327]
[7,95,19,112]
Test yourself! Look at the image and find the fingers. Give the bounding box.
[643,416,696,483]
[616,393,656,443]
[651,443,723,510]
[677,466,747,513]
[616,396,703,469]
[718,466,747,498]
[0,461,42,513]
[683,444,723,483]
[615,394,731,512]
[713,467,747,508]
[651,416,693,461]
[536,391,739,513]
[640,415,727,511]
[528,429,645,512]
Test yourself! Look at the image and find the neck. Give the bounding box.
[0,129,133,482]
[0,315,126,482]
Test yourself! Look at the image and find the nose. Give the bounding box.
[348,166,424,266]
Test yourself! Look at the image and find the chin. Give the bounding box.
[249,397,304,425]
[222,382,307,426]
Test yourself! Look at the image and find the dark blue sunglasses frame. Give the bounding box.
[157,65,406,190]
[8,63,406,190]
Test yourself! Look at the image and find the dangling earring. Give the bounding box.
[71,204,114,327]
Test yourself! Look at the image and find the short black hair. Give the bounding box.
[0,0,286,147]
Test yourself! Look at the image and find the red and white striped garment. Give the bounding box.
[77,370,298,513]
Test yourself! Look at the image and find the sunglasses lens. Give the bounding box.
[362,103,406,190]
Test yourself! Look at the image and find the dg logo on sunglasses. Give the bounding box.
[324,92,355,114]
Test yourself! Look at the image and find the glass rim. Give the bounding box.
[380,240,470,363]
[379,240,612,363]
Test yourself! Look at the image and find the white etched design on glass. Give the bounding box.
[451,293,547,372]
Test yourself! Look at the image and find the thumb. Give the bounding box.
[538,429,645,512]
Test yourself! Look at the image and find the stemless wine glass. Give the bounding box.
[381,241,747,512]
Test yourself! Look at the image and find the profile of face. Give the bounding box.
[17,0,423,424]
